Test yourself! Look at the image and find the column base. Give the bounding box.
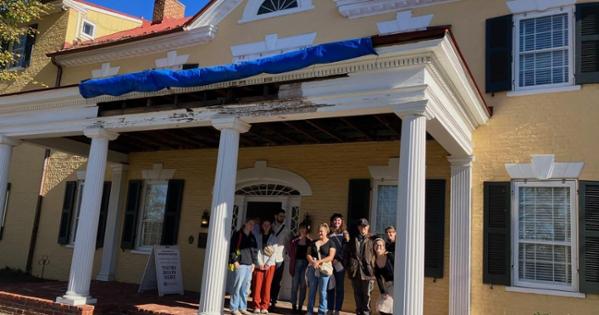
[198,311,221,315]
[95,272,115,282]
[56,294,97,306]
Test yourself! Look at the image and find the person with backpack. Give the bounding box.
[229,218,259,315]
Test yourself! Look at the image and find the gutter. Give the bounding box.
[26,148,51,274]
[51,56,63,87]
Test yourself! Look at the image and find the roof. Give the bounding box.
[60,17,190,51]
[48,0,218,56]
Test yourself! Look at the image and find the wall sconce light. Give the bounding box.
[201,211,210,228]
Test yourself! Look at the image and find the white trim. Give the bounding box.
[129,249,152,255]
[239,0,314,24]
[54,26,217,67]
[236,161,312,196]
[185,0,243,30]
[335,0,459,19]
[91,63,120,79]
[141,163,175,181]
[506,0,576,14]
[513,6,575,92]
[368,158,399,181]
[230,32,316,62]
[62,0,142,24]
[154,51,190,70]
[505,154,584,180]
[377,10,433,35]
[505,286,585,298]
[80,19,96,40]
[511,180,579,292]
[507,84,580,97]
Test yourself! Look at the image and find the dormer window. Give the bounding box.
[240,0,313,23]
[81,20,96,39]
[257,0,299,15]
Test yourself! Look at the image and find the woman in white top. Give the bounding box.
[251,219,278,313]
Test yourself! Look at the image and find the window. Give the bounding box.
[514,7,574,90]
[68,181,85,244]
[513,181,578,292]
[81,20,95,39]
[258,0,298,15]
[240,0,313,23]
[136,181,169,249]
[372,183,398,234]
[3,35,28,69]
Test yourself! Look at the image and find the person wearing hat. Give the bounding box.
[344,218,375,315]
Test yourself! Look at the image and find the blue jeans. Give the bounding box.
[307,266,330,315]
[230,264,253,312]
[327,268,345,311]
[291,259,308,309]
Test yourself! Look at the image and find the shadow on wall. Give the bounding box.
[41,152,86,197]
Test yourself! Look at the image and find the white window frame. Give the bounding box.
[370,179,398,235]
[239,0,314,24]
[80,20,96,40]
[513,6,575,92]
[0,184,11,237]
[511,180,579,292]
[68,180,85,245]
[135,179,169,251]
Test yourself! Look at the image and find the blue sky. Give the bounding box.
[86,0,211,19]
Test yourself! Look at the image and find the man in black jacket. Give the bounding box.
[344,218,375,315]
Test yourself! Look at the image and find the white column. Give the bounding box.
[198,118,250,315]
[0,136,20,232]
[448,156,473,315]
[96,164,128,281]
[57,128,118,306]
[394,112,428,315]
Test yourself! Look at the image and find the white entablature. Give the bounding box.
[335,0,459,18]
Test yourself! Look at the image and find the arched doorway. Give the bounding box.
[232,161,312,301]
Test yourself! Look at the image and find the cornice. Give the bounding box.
[186,0,243,29]
[54,25,217,67]
[335,0,460,19]
[0,86,91,114]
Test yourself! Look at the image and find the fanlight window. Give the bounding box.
[236,184,300,196]
[258,0,299,15]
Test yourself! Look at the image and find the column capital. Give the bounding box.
[448,155,474,168]
[211,117,251,133]
[394,101,435,120]
[84,128,119,141]
[0,135,21,146]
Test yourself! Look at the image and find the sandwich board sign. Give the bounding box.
[138,245,184,296]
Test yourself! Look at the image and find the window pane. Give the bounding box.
[140,183,168,247]
[257,0,299,15]
[518,13,569,88]
[375,185,397,234]
[517,186,572,287]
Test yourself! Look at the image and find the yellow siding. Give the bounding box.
[64,8,141,45]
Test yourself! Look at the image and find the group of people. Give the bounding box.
[228,209,398,315]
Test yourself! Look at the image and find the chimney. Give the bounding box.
[152,0,185,23]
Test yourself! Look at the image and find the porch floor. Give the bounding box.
[0,280,354,314]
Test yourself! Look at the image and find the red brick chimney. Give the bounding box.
[152,0,185,23]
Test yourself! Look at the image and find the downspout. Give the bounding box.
[51,56,63,87]
[26,148,51,274]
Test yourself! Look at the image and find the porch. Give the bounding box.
[0,29,488,315]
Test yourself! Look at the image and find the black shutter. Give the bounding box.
[23,24,38,68]
[0,183,11,240]
[576,3,599,84]
[486,14,513,93]
[96,181,111,249]
[579,181,599,293]
[425,179,446,278]
[483,182,511,285]
[58,181,78,245]
[347,179,371,238]
[121,180,143,250]
[161,179,184,246]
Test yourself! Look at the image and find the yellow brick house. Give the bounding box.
[1,0,599,315]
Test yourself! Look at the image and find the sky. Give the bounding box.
[85,0,211,19]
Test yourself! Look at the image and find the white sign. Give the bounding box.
[138,246,184,296]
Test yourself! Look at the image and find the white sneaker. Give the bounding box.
[232,311,242,315]
[261,310,269,314]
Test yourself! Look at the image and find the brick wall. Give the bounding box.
[0,292,93,315]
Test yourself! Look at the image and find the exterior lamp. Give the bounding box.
[201,211,210,228]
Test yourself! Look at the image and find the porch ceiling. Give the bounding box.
[66,114,431,153]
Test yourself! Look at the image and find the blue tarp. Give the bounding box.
[79,37,376,98]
